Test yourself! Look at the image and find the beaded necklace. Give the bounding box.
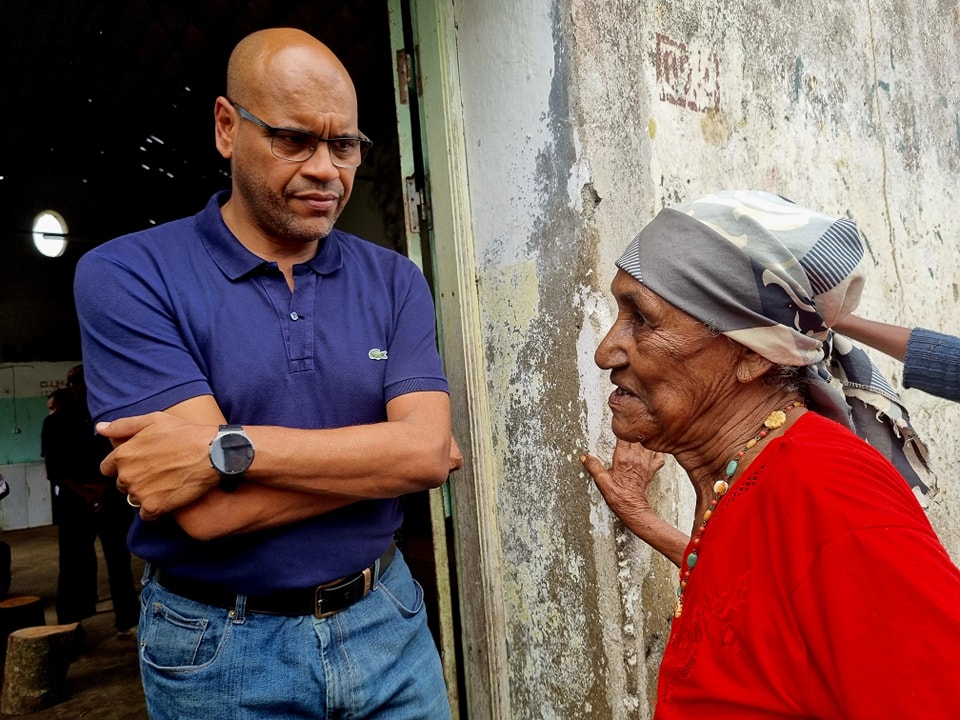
[673,400,805,619]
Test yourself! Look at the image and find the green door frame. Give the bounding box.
[387,0,512,717]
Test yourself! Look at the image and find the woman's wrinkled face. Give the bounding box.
[595,270,738,450]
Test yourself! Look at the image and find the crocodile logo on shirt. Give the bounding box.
[368,348,388,360]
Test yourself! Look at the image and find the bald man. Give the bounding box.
[75,28,459,719]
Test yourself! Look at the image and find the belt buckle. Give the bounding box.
[314,567,373,618]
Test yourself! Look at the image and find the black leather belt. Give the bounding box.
[153,543,396,618]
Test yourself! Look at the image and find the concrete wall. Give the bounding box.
[449,1,960,717]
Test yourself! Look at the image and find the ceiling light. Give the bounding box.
[32,210,68,258]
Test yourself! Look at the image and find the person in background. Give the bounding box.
[46,387,72,415]
[40,365,140,633]
[41,368,138,633]
[41,381,97,622]
[75,28,460,720]
[581,190,960,719]
[833,314,960,402]
[65,365,140,637]
[44,387,73,526]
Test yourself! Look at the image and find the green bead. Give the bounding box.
[686,552,698,569]
[725,460,738,478]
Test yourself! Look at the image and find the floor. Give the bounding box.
[0,521,454,718]
[1,525,147,719]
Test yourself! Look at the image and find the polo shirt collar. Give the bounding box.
[198,191,344,280]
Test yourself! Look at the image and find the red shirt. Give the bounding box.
[656,412,960,719]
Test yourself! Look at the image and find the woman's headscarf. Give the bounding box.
[615,190,936,504]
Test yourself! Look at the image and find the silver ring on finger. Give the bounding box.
[126,494,141,509]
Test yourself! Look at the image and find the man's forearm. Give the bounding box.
[173,485,358,540]
[243,418,451,498]
[100,391,456,522]
[833,314,911,361]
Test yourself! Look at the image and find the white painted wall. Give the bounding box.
[448,0,959,717]
[0,463,52,530]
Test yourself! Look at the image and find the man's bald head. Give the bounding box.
[226,28,357,114]
[214,28,363,250]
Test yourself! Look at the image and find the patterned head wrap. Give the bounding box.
[615,190,935,503]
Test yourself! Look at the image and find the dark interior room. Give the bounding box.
[0,0,405,363]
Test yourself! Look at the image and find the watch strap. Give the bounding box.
[219,474,242,493]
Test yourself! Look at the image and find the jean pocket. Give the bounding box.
[376,565,425,618]
[141,596,227,671]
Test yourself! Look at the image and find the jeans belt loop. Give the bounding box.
[363,565,373,596]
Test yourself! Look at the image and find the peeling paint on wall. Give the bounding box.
[654,32,721,113]
[452,0,960,717]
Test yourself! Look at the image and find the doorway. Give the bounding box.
[0,0,465,713]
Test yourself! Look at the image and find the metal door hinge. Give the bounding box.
[395,47,422,106]
[406,176,422,233]
[405,176,432,233]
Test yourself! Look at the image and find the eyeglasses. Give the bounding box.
[228,100,373,168]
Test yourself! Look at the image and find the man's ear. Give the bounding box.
[735,347,776,384]
[213,97,237,160]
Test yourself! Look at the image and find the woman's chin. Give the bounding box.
[610,419,646,444]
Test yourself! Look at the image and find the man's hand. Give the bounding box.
[581,440,687,567]
[449,435,464,472]
[97,412,219,520]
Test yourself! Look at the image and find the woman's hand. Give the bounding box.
[582,439,664,523]
[581,440,687,567]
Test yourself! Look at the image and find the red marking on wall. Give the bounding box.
[655,33,721,113]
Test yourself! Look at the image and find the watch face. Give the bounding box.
[212,432,254,475]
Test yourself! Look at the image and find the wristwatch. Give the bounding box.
[209,424,254,492]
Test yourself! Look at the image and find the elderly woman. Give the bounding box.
[581,191,960,719]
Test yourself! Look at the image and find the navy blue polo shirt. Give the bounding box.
[74,192,449,592]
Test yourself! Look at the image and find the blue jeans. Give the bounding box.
[137,550,451,719]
